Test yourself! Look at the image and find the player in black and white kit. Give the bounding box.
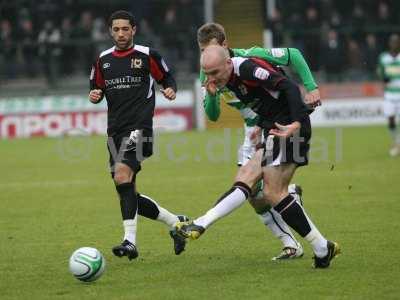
[89,10,187,260]
[176,45,340,268]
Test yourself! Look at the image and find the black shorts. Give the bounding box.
[261,117,311,167]
[107,129,153,176]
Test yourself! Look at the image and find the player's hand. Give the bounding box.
[250,126,262,145]
[161,88,176,101]
[205,79,218,96]
[304,88,321,108]
[269,122,301,138]
[89,89,103,103]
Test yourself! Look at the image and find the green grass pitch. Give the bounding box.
[0,126,399,300]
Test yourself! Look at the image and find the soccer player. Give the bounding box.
[378,34,400,156]
[197,23,320,260]
[89,10,188,260]
[176,45,340,268]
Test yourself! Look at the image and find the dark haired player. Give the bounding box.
[89,10,187,260]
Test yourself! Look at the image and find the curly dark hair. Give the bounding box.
[108,10,136,28]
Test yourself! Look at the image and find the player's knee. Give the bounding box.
[113,170,134,185]
[113,163,134,184]
[113,173,129,185]
[235,165,259,187]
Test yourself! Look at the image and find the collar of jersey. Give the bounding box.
[112,46,135,57]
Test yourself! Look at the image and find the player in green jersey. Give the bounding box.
[378,34,400,156]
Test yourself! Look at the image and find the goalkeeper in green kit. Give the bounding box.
[180,23,321,260]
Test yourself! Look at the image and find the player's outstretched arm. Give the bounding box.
[269,121,301,138]
[286,48,321,107]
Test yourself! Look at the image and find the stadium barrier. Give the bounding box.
[0,83,386,139]
[0,91,194,139]
[193,82,386,129]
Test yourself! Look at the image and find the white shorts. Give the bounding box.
[383,99,400,117]
[237,124,256,166]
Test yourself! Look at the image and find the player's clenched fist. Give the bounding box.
[89,89,103,103]
[205,79,217,96]
[161,88,176,101]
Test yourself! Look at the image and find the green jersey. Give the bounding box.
[378,52,400,101]
[200,47,318,126]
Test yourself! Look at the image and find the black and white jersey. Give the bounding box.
[226,57,311,129]
[90,44,177,136]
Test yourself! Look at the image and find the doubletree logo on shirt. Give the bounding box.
[105,76,142,90]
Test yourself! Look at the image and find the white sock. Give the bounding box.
[140,194,179,227]
[157,206,179,227]
[123,217,137,244]
[258,210,299,249]
[194,188,248,228]
[302,211,328,257]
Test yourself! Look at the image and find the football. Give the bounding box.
[69,247,106,282]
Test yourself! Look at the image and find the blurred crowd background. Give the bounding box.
[268,0,400,82]
[0,0,203,91]
[0,0,399,94]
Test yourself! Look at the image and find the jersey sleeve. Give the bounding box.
[233,47,318,92]
[285,48,318,91]
[90,57,105,90]
[89,57,105,103]
[233,47,290,65]
[149,49,177,92]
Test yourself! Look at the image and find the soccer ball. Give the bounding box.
[69,247,106,282]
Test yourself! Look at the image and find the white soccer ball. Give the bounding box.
[69,247,106,282]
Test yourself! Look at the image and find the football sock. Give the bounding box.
[274,194,328,257]
[137,193,179,227]
[116,183,138,220]
[194,182,251,229]
[116,183,138,244]
[257,209,299,249]
[123,218,137,244]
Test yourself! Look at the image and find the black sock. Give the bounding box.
[274,194,311,237]
[214,181,252,206]
[116,183,138,220]
[137,193,160,220]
